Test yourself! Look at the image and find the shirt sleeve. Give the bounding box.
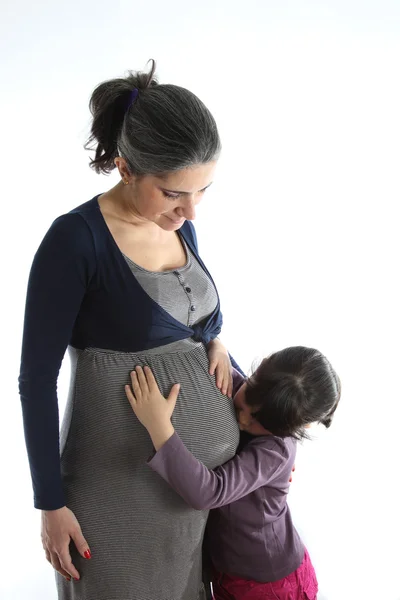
[148,432,287,510]
[18,213,96,509]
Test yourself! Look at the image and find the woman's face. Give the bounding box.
[116,160,217,231]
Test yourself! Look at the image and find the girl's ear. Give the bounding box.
[248,419,271,436]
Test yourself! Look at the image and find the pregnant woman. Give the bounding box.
[19,61,240,600]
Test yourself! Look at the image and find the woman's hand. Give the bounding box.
[125,366,180,450]
[207,338,233,398]
[41,506,91,582]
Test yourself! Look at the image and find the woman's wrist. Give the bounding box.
[207,337,222,348]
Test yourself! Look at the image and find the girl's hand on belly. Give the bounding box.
[125,366,180,451]
[207,338,233,398]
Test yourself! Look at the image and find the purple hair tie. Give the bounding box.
[126,88,139,111]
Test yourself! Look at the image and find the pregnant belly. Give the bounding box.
[61,343,240,482]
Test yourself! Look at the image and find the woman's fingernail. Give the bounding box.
[73,577,79,581]
[84,549,92,559]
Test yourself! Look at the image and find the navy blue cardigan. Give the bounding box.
[19,197,241,510]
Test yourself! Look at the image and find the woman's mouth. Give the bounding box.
[166,215,185,225]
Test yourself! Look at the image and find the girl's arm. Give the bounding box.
[148,431,287,510]
[125,366,288,510]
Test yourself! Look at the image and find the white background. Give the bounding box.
[1,1,399,599]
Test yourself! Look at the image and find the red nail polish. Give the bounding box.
[289,477,293,482]
[84,549,92,559]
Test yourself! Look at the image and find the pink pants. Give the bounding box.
[212,549,318,600]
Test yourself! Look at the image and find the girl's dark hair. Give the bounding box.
[85,60,221,175]
[245,346,341,440]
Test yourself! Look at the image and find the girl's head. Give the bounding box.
[85,61,220,230]
[234,346,341,440]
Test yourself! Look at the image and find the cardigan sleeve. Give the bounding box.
[18,213,96,509]
[229,355,245,377]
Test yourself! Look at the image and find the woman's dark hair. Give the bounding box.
[85,60,221,175]
[245,346,341,440]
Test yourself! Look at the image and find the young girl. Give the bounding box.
[125,346,341,600]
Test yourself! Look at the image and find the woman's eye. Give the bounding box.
[163,191,181,199]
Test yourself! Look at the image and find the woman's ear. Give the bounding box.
[114,157,131,182]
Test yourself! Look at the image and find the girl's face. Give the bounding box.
[115,160,217,231]
[233,383,270,436]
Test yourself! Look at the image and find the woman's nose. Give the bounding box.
[177,197,196,221]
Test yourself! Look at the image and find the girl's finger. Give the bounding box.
[135,366,149,394]
[130,371,142,400]
[125,385,136,407]
[167,383,181,409]
[143,365,159,392]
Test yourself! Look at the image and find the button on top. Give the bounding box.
[185,287,192,293]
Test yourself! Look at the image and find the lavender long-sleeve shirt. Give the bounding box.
[148,371,305,583]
